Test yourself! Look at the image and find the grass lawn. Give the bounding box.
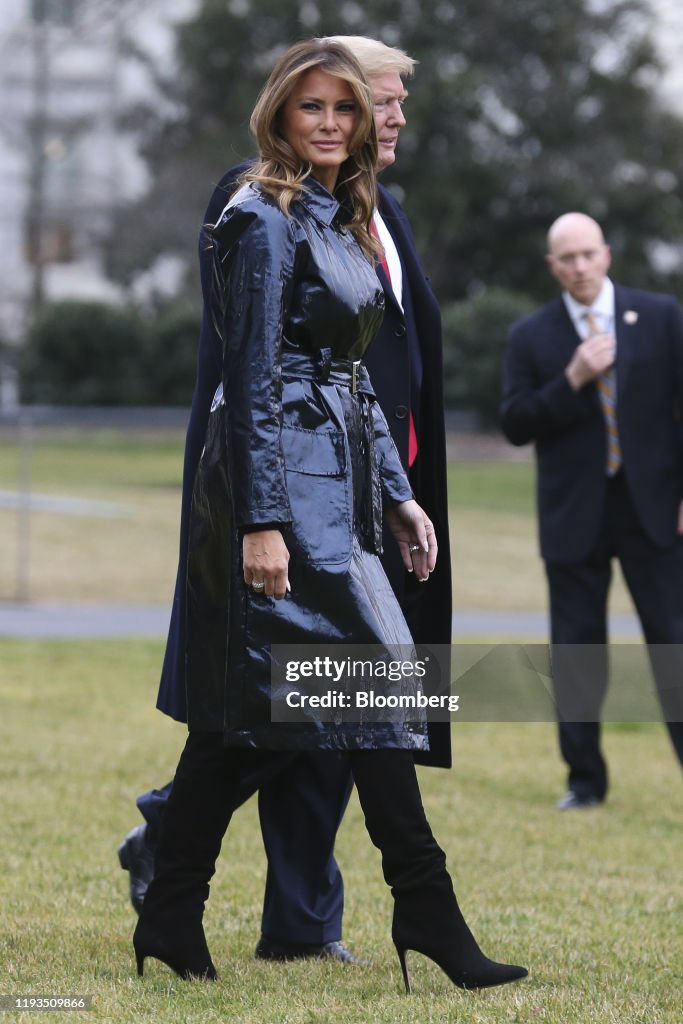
[0,429,184,604]
[0,427,635,612]
[1,639,681,1024]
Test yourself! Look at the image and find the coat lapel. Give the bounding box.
[550,296,583,361]
[613,284,640,394]
[374,260,396,311]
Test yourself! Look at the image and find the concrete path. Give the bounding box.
[0,603,170,638]
[0,602,640,639]
[453,609,640,637]
[0,490,132,517]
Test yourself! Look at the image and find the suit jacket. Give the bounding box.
[501,283,683,563]
[157,169,452,768]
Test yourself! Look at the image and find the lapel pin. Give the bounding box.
[623,310,638,325]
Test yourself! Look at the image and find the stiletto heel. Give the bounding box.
[395,944,411,994]
[133,916,217,981]
[392,889,528,991]
[129,735,235,984]
[392,936,527,991]
[351,751,529,995]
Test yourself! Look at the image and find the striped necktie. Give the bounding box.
[586,312,621,476]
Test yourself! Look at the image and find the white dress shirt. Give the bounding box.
[563,277,615,341]
[372,210,403,311]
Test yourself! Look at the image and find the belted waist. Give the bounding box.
[281,348,374,397]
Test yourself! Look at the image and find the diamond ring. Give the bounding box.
[409,544,421,553]
[252,581,265,591]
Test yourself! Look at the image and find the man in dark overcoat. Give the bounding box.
[118,37,452,960]
[501,212,683,810]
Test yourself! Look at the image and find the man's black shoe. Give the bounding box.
[117,824,155,913]
[255,938,366,964]
[555,791,602,811]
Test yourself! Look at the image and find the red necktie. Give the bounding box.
[370,220,419,467]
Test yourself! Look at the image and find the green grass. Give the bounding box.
[447,459,535,515]
[0,429,184,603]
[1,639,681,1023]
[0,428,185,491]
[0,428,635,612]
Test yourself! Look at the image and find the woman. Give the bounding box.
[133,39,528,993]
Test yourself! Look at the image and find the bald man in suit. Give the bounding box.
[501,213,683,809]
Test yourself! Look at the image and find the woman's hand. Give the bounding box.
[384,499,437,582]
[243,529,290,599]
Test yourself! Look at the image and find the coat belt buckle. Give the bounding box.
[351,360,361,394]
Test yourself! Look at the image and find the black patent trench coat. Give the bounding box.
[184,178,428,754]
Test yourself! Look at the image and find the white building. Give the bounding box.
[0,0,195,354]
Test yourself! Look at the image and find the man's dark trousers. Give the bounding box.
[546,470,683,801]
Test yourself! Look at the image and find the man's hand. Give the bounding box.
[385,499,437,582]
[678,500,683,536]
[565,333,615,391]
[243,529,290,599]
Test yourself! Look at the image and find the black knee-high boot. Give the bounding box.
[133,732,238,980]
[350,750,528,992]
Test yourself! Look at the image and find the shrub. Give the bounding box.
[142,302,199,406]
[21,301,146,405]
[19,300,202,406]
[441,288,535,425]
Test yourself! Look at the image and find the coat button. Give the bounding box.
[394,324,406,337]
[394,405,408,419]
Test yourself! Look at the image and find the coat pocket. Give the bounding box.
[281,426,352,566]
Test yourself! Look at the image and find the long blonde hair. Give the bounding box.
[243,40,379,259]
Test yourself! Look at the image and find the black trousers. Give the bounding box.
[137,750,352,944]
[545,471,683,800]
[147,733,445,944]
